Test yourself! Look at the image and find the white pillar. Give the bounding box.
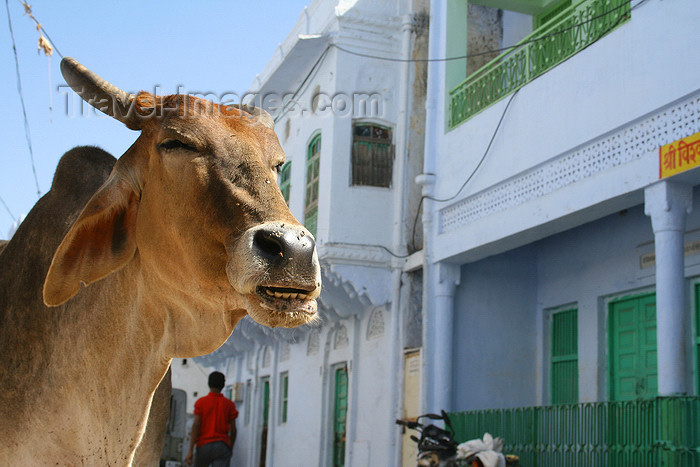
[644,181,693,395]
[431,262,460,413]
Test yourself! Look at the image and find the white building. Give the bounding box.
[196,1,429,466]
[421,0,700,464]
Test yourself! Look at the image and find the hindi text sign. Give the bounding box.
[660,131,700,178]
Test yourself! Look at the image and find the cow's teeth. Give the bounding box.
[264,288,311,300]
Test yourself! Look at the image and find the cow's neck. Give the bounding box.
[12,251,242,465]
[33,257,171,465]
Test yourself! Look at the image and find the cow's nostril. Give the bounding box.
[252,225,316,265]
[253,229,284,261]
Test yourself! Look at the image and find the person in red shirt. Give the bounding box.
[185,371,238,467]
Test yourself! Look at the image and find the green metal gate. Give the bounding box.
[450,397,700,466]
[608,293,658,401]
[332,365,348,467]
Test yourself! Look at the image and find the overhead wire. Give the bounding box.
[5,0,41,198]
[17,0,63,59]
[3,0,66,228]
[271,0,646,125]
[272,43,332,124]
[331,0,648,64]
[0,195,17,223]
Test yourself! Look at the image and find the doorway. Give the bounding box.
[608,293,658,400]
[259,377,270,467]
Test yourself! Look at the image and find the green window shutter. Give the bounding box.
[551,308,578,404]
[279,162,291,204]
[280,372,289,424]
[332,365,349,467]
[305,134,321,237]
[262,378,270,428]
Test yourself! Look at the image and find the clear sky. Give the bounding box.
[0,0,310,239]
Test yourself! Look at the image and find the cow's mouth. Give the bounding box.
[246,285,319,328]
[257,285,319,302]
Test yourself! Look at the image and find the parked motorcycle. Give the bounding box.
[396,411,520,467]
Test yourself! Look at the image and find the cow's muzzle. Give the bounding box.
[227,221,321,327]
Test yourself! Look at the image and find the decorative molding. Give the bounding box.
[307,328,321,355]
[367,308,386,340]
[334,324,349,349]
[262,346,271,368]
[440,92,700,234]
[336,11,402,31]
[318,267,376,323]
[334,11,402,60]
[319,242,392,267]
[280,342,291,362]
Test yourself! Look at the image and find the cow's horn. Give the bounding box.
[60,57,139,129]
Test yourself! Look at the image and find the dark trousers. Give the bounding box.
[194,441,231,467]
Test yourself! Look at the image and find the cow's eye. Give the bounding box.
[159,139,197,152]
[274,162,284,174]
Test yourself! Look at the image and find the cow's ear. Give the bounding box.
[43,175,139,307]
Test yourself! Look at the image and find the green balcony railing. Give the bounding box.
[450,397,700,466]
[448,0,631,129]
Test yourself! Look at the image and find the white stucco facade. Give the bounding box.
[422,0,700,417]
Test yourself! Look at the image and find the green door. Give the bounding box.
[608,293,658,400]
[695,284,700,392]
[259,378,270,467]
[332,366,348,467]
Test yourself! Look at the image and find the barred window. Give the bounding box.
[351,123,393,188]
[278,162,291,204]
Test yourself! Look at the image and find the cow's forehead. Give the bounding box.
[143,94,283,161]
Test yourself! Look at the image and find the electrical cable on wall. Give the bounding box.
[410,90,519,251]
[406,0,646,251]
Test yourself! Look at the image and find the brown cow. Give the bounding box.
[0,57,320,465]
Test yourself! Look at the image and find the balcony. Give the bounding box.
[449,397,700,466]
[448,0,631,129]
